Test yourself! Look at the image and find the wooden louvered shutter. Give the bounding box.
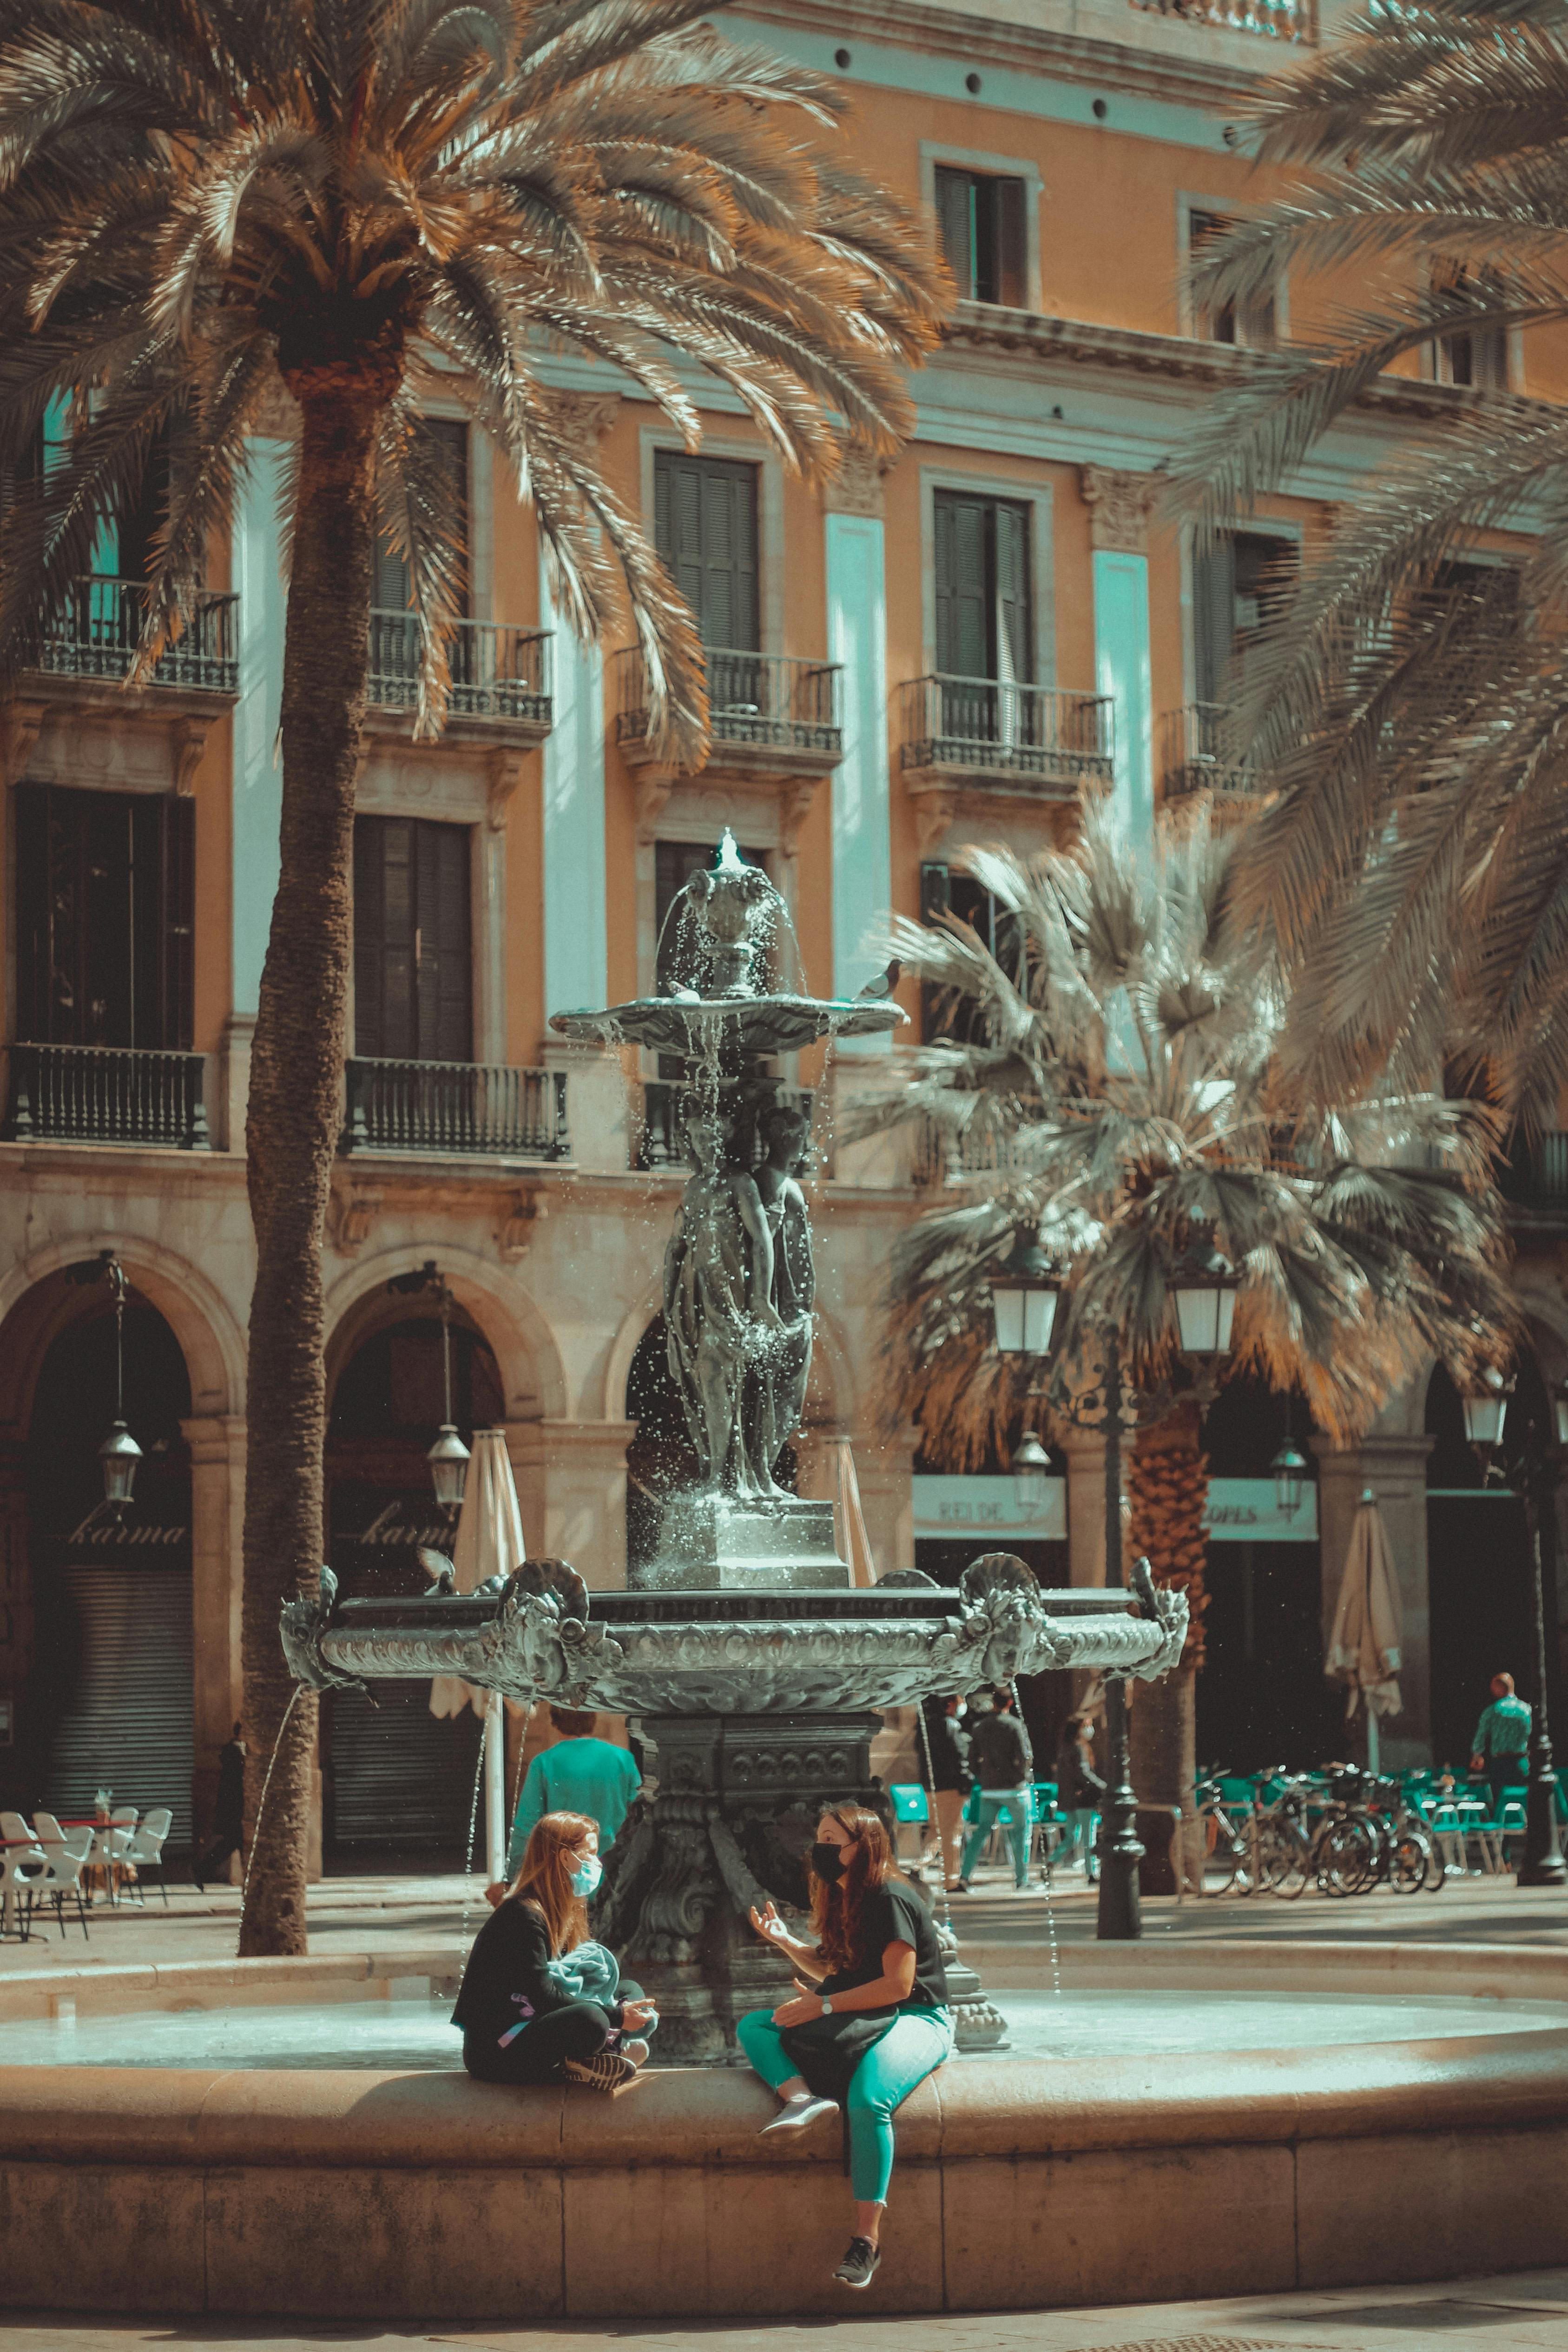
[995,178,1027,309]
[14,783,48,1043]
[934,491,992,678]
[654,453,759,652]
[1192,536,1237,705]
[934,167,974,299]
[160,794,195,1049]
[353,817,399,1059]
[415,820,472,1061]
[996,501,1032,682]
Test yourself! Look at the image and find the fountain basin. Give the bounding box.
[4,1941,1567,2319]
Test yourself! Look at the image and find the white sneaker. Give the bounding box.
[623,2038,651,2067]
[758,2092,837,2136]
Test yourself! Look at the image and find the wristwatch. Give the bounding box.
[820,1995,834,2017]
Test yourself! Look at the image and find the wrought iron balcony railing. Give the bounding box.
[1129,0,1315,38]
[1160,703,1259,804]
[38,578,239,695]
[367,613,552,730]
[613,648,843,764]
[899,675,1114,792]
[636,1080,813,1172]
[913,1113,1024,1188]
[342,1058,569,1159]
[5,1043,209,1148]
[1501,1133,1568,1219]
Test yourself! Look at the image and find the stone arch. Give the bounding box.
[0,1237,244,1432]
[602,1279,666,1427]
[322,1244,567,1424]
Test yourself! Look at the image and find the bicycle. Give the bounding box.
[1248,1768,1373,1897]
[1193,1769,1255,1897]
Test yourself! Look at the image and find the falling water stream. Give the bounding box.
[238,1683,302,1933]
[457,1729,487,1947]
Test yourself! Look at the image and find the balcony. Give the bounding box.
[4,1043,209,1149]
[1129,0,1315,38]
[1160,703,1261,810]
[342,1058,569,1160]
[898,676,1113,847]
[613,648,843,774]
[913,1113,1023,1189]
[366,613,553,744]
[635,1080,813,1172]
[1501,1133,1568,1228]
[35,577,239,696]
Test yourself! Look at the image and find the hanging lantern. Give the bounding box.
[1462,1366,1510,1455]
[428,1423,471,1512]
[1270,1439,1308,1521]
[99,1418,142,1512]
[1010,1429,1052,1515]
[1172,1243,1239,1362]
[990,1230,1061,1357]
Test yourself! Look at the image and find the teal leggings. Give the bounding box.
[736,2005,954,2204]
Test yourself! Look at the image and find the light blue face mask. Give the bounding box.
[569,1853,603,1898]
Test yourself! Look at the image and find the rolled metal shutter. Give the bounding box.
[327,1681,483,1858]
[44,1567,193,1843]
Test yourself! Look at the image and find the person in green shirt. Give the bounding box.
[1470,1673,1533,1813]
[505,1707,643,1878]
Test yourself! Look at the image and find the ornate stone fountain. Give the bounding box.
[282,835,1186,2058]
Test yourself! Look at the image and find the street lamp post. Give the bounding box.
[990,1230,1239,1939]
[1462,1370,1568,1890]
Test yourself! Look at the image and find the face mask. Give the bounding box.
[569,1854,602,1898]
[811,1841,846,1884]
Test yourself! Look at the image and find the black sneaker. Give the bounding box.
[833,2236,881,2291]
[562,2050,638,2094]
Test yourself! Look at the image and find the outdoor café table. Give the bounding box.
[60,1820,137,1902]
[0,1836,42,1937]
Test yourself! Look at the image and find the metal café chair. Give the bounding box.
[124,1806,173,1905]
[888,1783,930,1869]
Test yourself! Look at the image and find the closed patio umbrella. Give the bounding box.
[431,1428,524,1879]
[1325,1486,1403,1771]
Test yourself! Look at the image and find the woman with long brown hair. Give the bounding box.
[452,1810,657,2092]
[739,1802,953,2292]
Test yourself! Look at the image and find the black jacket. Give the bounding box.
[450,1896,624,2044]
[920,1698,972,1793]
[969,1709,1030,1789]
[1054,1738,1106,1809]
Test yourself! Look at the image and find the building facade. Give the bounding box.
[2,0,1563,1857]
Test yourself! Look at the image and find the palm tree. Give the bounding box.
[1173,0,1568,1122]
[855,806,1513,1873]
[0,0,946,1953]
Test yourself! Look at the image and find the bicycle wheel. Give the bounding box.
[1318,1818,1376,1896]
[1421,1830,1448,1892]
[1260,1824,1311,1897]
[1201,1829,1248,1897]
[1392,1828,1437,1894]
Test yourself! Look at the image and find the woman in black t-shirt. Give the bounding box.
[737,1802,953,2293]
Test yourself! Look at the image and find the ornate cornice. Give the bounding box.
[1080,464,1165,553]
[821,447,893,519]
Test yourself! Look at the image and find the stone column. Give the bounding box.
[1314,1432,1435,1772]
[509,1419,637,1592]
[1081,466,1162,846]
[1061,1425,1110,1588]
[183,1415,247,1858]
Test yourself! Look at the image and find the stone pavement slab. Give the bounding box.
[2,2273,1567,2351]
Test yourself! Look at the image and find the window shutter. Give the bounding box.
[353,818,390,1059]
[415,820,472,1062]
[14,784,48,1042]
[160,794,195,1050]
[996,501,1032,683]
[995,178,1027,309]
[1192,537,1237,706]
[934,492,993,678]
[919,862,951,925]
[935,168,974,300]
[129,792,162,1048]
[84,795,132,1048]
[655,453,759,652]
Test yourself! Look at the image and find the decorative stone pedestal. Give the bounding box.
[642,1493,848,1592]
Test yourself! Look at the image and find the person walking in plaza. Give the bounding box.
[193,1721,245,1893]
[506,1707,643,1875]
[918,1693,972,1893]
[956,1687,1034,1892]
[1054,1713,1106,1878]
[454,1811,658,2091]
[741,1803,952,2293]
[1470,1672,1533,1814]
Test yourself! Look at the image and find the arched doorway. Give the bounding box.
[323,1311,502,1868]
[1195,1375,1328,1772]
[1427,1359,1537,1770]
[23,1283,195,1841]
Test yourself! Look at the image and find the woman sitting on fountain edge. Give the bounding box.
[452,1812,658,2093]
[741,1804,953,2292]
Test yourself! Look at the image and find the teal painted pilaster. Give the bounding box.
[1092,548,1154,848]
[541,559,607,1016]
[232,441,288,1015]
[826,510,891,1049]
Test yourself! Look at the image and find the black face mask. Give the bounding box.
[811,1841,846,1884]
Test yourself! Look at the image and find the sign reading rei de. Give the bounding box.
[911,1476,1067,1543]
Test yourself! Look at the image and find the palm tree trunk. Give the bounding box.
[1127,1403,1209,1899]
[238,385,380,1958]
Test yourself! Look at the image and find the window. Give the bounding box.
[13,784,194,1048]
[919,861,1025,1047]
[373,417,470,614]
[935,167,1026,308]
[933,490,1032,684]
[1189,211,1276,348]
[1192,530,1297,706]
[1428,266,1509,391]
[352,816,472,1062]
[654,451,760,654]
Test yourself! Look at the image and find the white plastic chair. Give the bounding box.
[0,1810,45,1940]
[123,1806,172,1906]
[90,1808,137,1904]
[30,1813,91,1940]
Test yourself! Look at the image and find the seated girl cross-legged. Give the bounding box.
[451,1810,657,2093]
